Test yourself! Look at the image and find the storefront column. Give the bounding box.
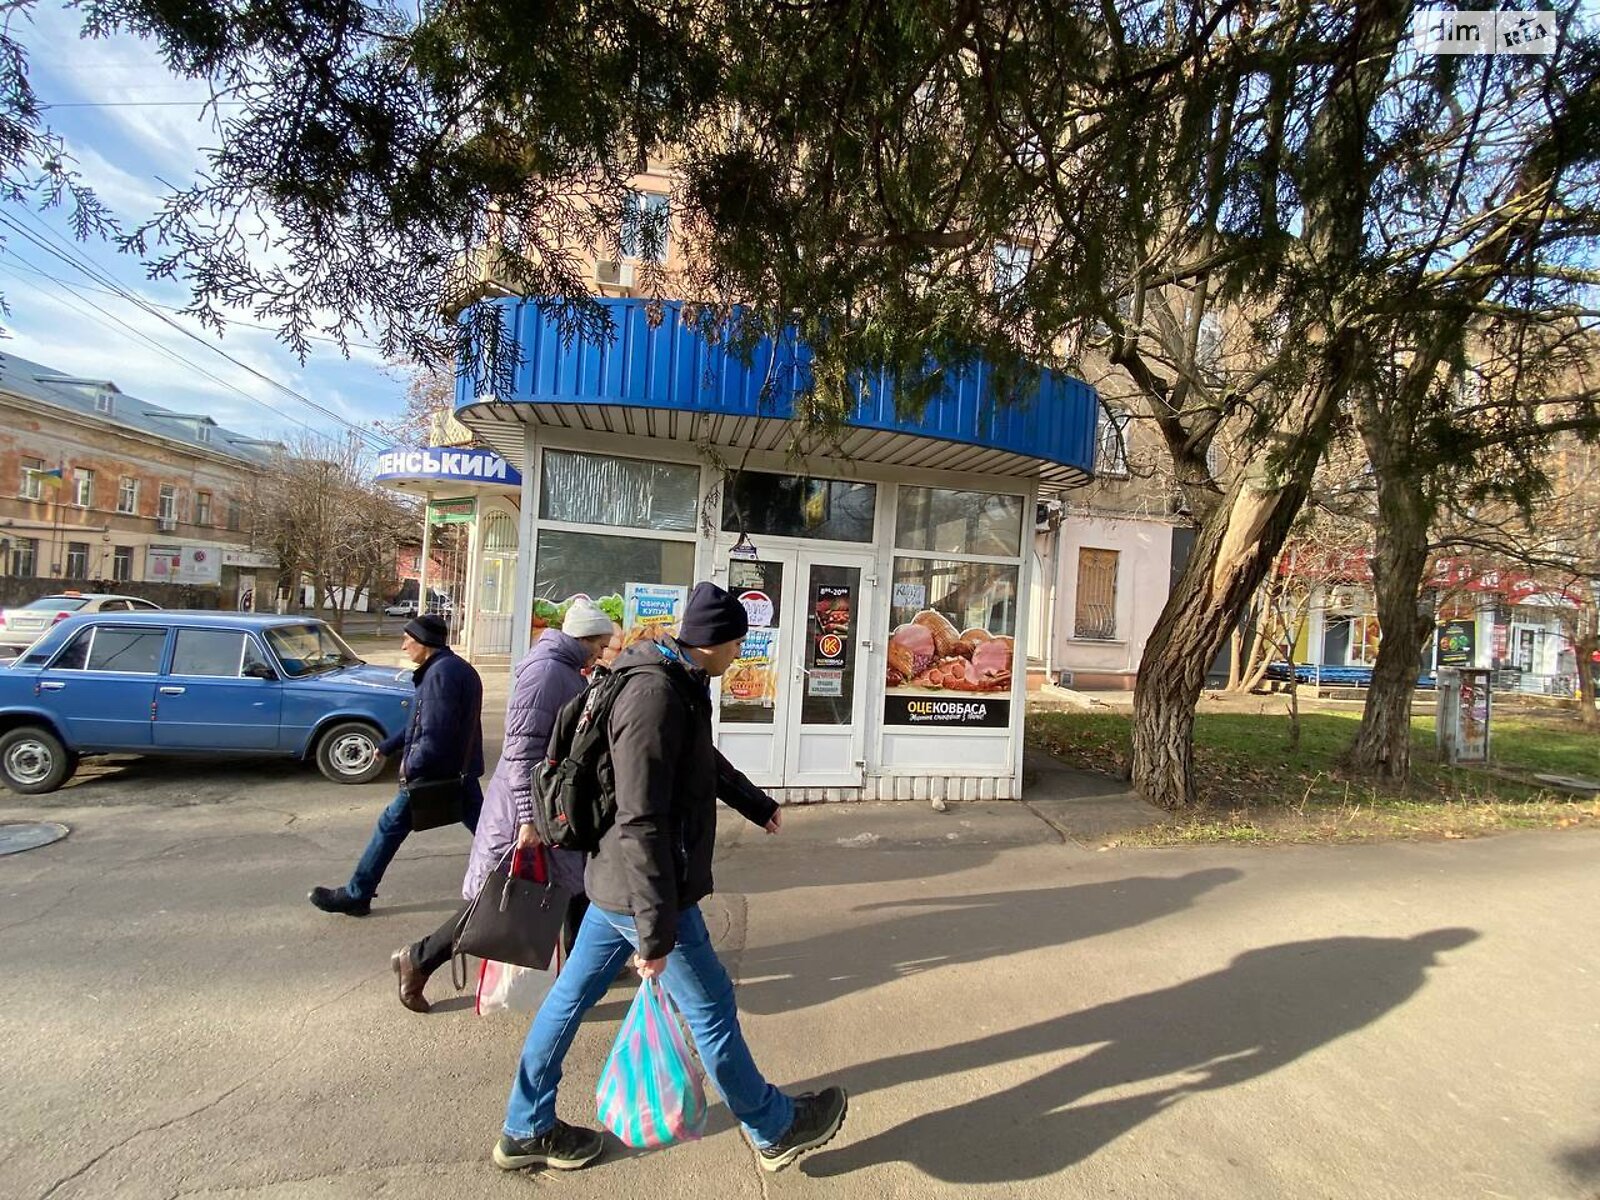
[416,489,434,618]
[509,424,539,661]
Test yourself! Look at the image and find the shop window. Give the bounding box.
[887,557,1020,693]
[540,450,697,532]
[534,528,695,609]
[721,470,875,543]
[1349,615,1381,666]
[896,486,1022,557]
[1073,548,1119,640]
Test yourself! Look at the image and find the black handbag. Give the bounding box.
[454,845,572,975]
[405,775,467,831]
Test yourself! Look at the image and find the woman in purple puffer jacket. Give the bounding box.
[388,600,616,1014]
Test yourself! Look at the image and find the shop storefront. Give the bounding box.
[457,298,1099,802]
[374,446,522,659]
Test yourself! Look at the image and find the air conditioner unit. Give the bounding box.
[157,515,177,532]
[594,259,635,290]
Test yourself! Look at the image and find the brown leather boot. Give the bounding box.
[391,946,432,1014]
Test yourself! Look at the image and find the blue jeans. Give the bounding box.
[346,778,482,901]
[503,902,795,1148]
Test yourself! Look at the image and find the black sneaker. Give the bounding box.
[758,1087,848,1173]
[493,1121,605,1171]
[307,885,370,916]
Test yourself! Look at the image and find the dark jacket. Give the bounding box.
[379,645,485,784]
[584,637,778,959]
[462,631,588,901]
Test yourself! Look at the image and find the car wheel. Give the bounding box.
[0,726,75,794]
[315,722,385,784]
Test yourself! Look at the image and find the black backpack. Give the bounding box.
[531,661,668,852]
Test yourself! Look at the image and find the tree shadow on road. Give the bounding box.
[736,868,1243,1015]
[1560,1136,1600,1184]
[799,929,1478,1184]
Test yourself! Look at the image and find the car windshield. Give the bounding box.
[263,623,364,677]
[24,597,87,611]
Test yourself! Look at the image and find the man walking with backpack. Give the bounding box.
[494,582,847,1175]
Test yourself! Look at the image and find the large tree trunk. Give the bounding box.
[1577,629,1599,730]
[1133,464,1335,809]
[1347,471,1433,778]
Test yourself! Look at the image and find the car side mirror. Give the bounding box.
[244,662,278,681]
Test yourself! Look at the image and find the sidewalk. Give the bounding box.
[2,767,1596,1199]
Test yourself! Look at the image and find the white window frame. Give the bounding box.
[74,467,94,509]
[19,457,44,501]
[1097,409,1130,479]
[158,484,178,523]
[112,546,133,583]
[65,542,90,578]
[622,191,671,263]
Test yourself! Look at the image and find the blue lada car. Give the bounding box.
[0,612,412,794]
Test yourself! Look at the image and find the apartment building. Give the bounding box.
[0,351,281,606]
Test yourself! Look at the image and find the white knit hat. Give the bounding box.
[562,599,614,639]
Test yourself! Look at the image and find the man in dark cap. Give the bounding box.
[309,613,484,915]
[493,582,847,1176]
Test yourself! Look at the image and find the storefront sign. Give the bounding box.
[738,589,775,628]
[883,695,1010,728]
[375,447,521,486]
[892,582,926,609]
[884,602,1016,721]
[1437,619,1476,668]
[427,497,476,525]
[146,545,222,585]
[623,583,686,648]
[221,548,278,569]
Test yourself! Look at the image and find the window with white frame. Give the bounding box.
[993,243,1032,293]
[66,542,89,578]
[533,448,699,636]
[19,456,43,500]
[11,537,37,576]
[887,485,1026,701]
[158,484,178,524]
[73,467,95,508]
[1097,409,1130,478]
[112,546,133,582]
[621,191,670,263]
[117,476,138,514]
[1073,548,1119,640]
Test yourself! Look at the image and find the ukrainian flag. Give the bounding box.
[29,466,64,487]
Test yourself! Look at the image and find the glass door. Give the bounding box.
[785,552,874,787]
[716,550,796,786]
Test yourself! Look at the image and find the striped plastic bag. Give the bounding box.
[595,978,708,1149]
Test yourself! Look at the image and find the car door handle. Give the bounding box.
[39,681,65,691]
[159,686,186,695]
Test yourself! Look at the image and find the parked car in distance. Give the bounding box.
[0,612,413,794]
[0,593,160,655]
[383,599,418,617]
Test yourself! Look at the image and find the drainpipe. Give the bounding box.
[1046,504,1064,683]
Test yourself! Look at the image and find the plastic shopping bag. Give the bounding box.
[595,978,708,1148]
[476,942,563,1015]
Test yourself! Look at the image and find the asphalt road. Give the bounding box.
[1,754,1597,1199]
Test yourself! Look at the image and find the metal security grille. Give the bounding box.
[1074,548,1119,640]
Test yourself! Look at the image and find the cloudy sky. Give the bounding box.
[0,4,410,449]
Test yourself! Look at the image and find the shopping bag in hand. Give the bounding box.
[475,940,563,1015]
[595,978,708,1148]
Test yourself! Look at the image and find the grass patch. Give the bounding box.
[1027,706,1600,845]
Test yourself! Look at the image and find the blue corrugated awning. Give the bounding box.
[455,298,1099,489]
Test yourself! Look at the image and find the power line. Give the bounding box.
[0,208,390,450]
[0,259,329,442]
[43,100,247,109]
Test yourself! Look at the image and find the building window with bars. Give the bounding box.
[1097,409,1130,478]
[1073,548,1120,640]
[117,477,139,514]
[66,542,89,578]
[112,546,133,582]
[19,457,44,500]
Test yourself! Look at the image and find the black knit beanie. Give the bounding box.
[676,581,750,647]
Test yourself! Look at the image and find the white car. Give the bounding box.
[383,599,418,617]
[0,593,162,654]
